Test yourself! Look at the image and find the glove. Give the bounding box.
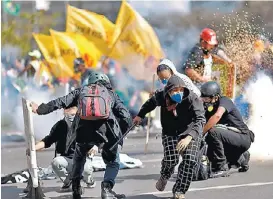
[176,135,192,154]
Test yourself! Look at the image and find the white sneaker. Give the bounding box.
[174,193,185,199]
[86,180,96,188]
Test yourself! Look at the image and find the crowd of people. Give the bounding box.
[2,27,273,199]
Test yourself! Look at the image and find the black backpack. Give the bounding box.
[193,140,211,181]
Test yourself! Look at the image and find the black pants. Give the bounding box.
[71,143,95,190]
[206,127,251,171]
[161,134,202,194]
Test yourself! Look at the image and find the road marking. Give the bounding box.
[142,159,162,163]
[137,181,273,196]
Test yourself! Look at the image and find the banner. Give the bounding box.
[66,5,114,54]
[32,33,61,78]
[108,1,164,81]
[50,29,102,78]
[212,55,236,100]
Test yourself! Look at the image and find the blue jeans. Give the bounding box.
[103,152,120,186]
[72,143,120,190]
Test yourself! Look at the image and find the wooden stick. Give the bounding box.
[144,74,156,154]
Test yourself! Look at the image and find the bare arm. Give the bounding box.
[203,106,226,134]
[35,141,45,151]
[185,68,207,82]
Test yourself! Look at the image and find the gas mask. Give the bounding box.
[204,102,214,112]
[170,92,184,103]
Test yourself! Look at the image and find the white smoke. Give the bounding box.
[14,87,64,141]
[129,0,191,17]
[244,72,273,161]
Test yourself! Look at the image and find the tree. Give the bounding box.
[1,11,59,56]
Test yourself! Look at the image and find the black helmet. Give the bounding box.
[74,58,85,72]
[87,72,110,85]
[201,81,221,97]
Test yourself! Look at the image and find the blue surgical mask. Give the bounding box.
[170,92,184,103]
[161,79,168,85]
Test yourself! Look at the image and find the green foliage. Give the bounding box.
[1,11,60,56]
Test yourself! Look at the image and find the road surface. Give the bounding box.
[2,132,273,199]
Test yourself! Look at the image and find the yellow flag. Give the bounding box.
[73,33,102,68]
[50,29,79,78]
[32,33,61,78]
[66,4,115,54]
[108,1,164,81]
[50,29,102,78]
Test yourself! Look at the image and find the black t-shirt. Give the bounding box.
[41,118,75,158]
[205,96,249,133]
[184,43,219,75]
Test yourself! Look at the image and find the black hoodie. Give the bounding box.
[137,75,206,139]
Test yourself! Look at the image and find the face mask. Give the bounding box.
[202,49,210,55]
[65,114,75,123]
[161,79,168,85]
[170,92,184,103]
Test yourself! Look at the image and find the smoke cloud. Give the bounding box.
[14,87,65,141]
[244,72,273,161]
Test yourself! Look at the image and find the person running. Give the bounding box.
[133,75,205,199]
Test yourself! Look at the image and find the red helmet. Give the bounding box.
[200,28,218,45]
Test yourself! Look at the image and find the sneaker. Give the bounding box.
[60,180,72,192]
[155,177,168,191]
[86,180,96,188]
[112,190,126,199]
[238,151,250,172]
[101,181,126,199]
[210,164,230,178]
[173,193,185,199]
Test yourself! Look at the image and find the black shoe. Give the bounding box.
[72,187,84,199]
[61,179,72,192]
[101,181,126,199]
[210,164,230,178]
[73,192,81,199]
[72,178,84,199]
[238,151,250,172]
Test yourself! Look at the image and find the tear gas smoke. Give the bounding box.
[130,0,191,17]
[244,72,273,161]
[14,87,64,141]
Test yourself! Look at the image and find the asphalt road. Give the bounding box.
[2,132,273,199]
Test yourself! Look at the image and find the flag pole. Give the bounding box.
[144,74,156,154]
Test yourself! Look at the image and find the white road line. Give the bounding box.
[141,159,162,163]
[136,181,273,196]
